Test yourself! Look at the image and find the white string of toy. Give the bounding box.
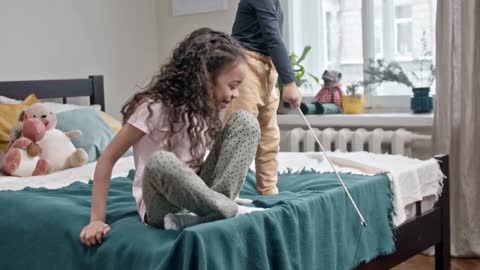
[297,107,367,227]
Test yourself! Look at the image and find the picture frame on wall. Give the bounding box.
[172,0,228,16]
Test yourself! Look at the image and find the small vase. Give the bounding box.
[342,95,365,114]
[410,87,433,113]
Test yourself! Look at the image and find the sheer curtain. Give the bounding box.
[433,0,480,257]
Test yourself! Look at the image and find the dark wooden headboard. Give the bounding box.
[0,75,105,111]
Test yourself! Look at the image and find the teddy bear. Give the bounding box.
[299,70,344,115]
[2,117,49,177]
[314,70,344,108]
[2,103,88,176]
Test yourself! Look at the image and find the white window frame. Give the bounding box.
[394,2,414,58]
[283,0,436,111]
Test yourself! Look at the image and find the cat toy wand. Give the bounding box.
[297,107,367,227]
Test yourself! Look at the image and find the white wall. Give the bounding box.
[0,0,160,118]
[156,0,240,63]
[0,0,242,118]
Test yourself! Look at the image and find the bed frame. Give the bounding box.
[0,75,105,111]
[355,154,450,270]
[0,76,450,270]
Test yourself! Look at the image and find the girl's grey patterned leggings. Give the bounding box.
[142,111,260,227]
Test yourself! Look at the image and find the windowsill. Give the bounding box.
[277,112,433,128]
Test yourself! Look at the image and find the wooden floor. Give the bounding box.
[392,255,480,270]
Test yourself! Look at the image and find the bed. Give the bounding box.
[0,76,450,270]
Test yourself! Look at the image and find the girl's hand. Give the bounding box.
[80,124,143,247]
[80,221,111,246]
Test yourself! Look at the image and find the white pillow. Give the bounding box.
[42,102,101,114]
[0,96,22,104]
[0,96,101,112]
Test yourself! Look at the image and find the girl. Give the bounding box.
[80,28,263,246]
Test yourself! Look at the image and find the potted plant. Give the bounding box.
[409,34,436,113]
[341,59,413,114]
[342,81,371,114]
[364,56,435,113]
[277,45,319,114]
[343,58,418,114]
[360,33,435,113]
[364,59,414,88]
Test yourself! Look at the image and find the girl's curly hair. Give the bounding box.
[121,28,245,166]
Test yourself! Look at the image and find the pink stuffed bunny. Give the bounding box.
[2,103,89,177]
[2,118,49,177]
[23,104,88,173]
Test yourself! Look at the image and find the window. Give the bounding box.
[285,0,437,102]
[395,4,413,57]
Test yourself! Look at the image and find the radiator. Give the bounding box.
[286,128,431,157]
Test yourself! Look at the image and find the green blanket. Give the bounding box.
[0,170,395,270]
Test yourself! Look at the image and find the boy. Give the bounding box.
[225,0,301,195]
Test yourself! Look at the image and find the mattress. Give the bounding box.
[0,151,444,226]
[265,152,444,225]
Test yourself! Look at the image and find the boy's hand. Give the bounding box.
[80,221,111,246]
[282,82,302,108]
